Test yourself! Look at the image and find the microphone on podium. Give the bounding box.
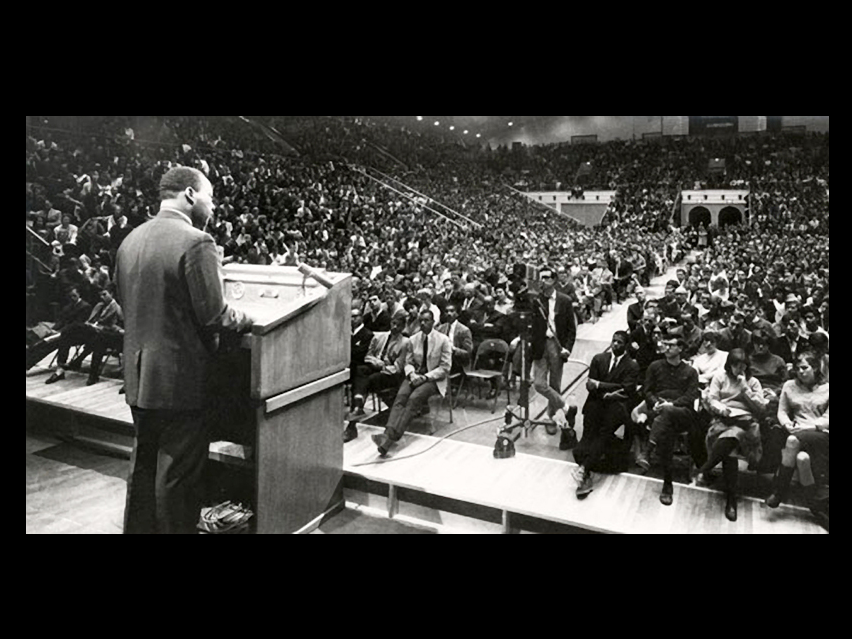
[297,262,334,289]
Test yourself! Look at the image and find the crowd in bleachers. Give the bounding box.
[26,116,829,527]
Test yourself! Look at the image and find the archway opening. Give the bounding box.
[719,206,743,227]
[688,206,711,227]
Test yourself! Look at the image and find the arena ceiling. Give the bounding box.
[367,115,568,143]
[364,116,829,147]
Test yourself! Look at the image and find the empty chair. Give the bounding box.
[463,339,511,413]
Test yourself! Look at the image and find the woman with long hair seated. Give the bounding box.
[694,349,767,521]
[765,351,829,519]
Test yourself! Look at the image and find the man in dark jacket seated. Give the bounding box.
[26,286,92,372]
[573,331,639,498]
[635,336,701,506]
[61,285,124,385]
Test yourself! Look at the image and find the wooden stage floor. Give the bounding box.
[26,263,827,533]
[342,423,825,534]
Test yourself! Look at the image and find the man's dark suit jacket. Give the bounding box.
[771,335,810,365]
[717,327,752,354]
[434,290,464,322]
[586,352,639,402]
[575,351,639,473]
[657,296,680,320]
[629,323,663,378]
[351,325,374,369]
[473,310,512,345]
[530,291,576,361]
[459,296,485,327]
[364,308,390,333]
[626,301,646,333]
[55,298,93,331]
[583,352,639,426]
[115,209,251,410]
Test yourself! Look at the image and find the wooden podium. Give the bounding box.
[212,264,351,534]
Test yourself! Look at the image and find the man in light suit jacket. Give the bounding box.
[346,313,410,442]
[116,166,253,534]
[573,331,639,498]
[437,302,473,375]
[372,309,452,456]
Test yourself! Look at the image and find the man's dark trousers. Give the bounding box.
[124,407,208,534]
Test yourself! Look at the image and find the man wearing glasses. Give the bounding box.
[637,336,701,506]
[372,310,452,457]
[531,267,578,449]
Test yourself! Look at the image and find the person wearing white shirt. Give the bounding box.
[493,285,514,315]
[692,332,728,387]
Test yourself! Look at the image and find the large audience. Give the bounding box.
[26,116,829,527]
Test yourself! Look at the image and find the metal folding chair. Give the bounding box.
[463,339,511,413]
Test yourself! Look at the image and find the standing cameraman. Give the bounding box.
[531,267,578,449]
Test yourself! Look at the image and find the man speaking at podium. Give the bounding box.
[116,166,254,534]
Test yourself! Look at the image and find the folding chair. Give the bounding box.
[463,339,511,413]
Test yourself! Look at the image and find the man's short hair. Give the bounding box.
[751,330,771,347]
[419,309,435,321]
[808,331,828,351]
[782,313,799,327]
[158,166,205,201]
[613,330,629,343]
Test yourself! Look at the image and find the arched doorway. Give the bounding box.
[719,206,742,227]
[688,206,711,227]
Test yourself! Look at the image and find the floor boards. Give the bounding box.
[344,423,825,534]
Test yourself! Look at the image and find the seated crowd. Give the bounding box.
[26,117,828,528]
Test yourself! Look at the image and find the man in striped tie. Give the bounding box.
[372,310,452,456]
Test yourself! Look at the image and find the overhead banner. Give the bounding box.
[689,116,739,136]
